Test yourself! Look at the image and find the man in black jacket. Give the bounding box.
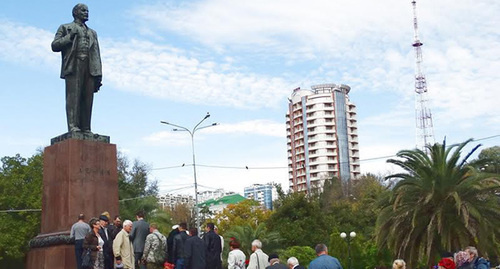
[203,223,222,269]
[173,223,189,269]
[167,225,180,264]
[184,228,206,269]
[98,215,113,269]
[266,254,288,269]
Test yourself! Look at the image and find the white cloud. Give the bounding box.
[203,119,286,137]
[0,20,292,109]
[143,131,193,146]
[0,20,58,70]
[133,0,500,128]
[144,119,285,147]
[133,0,409,58]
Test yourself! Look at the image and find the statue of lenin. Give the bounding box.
[52,3,102,133]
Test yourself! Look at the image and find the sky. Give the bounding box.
[1,0,499,196]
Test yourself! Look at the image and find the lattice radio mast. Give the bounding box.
[411,0,434,151]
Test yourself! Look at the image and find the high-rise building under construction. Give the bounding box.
[286,84,360,194]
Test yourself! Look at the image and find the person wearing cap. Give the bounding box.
[71,213,91,269]
[84,217,105,269]
[113,220,135,269]
[167,225,180,265]
[98,215,113,269]
[266,254,287,269]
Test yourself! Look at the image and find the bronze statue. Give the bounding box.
[52,3,102,133]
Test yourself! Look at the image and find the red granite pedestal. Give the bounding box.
[26,138,119,269]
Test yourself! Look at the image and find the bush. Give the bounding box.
[279,246,317,267]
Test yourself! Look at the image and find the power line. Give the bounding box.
[150,134,500,171]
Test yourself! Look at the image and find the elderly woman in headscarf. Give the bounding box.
[455,251,471,269]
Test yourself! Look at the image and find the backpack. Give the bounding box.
[152,233,167,264]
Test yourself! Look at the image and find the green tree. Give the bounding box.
[376,140,500,267]
[279,246,316,267]
[148,209,173,235]
[267,193,332,248]
[117,152,159,221]
[475,146,500,174]
[211,199,272,235]
[322,174,391,269]
[163,203,194,227]
[0,153,43,267]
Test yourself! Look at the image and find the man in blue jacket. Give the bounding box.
[464,246,489,269]
[308,244,342,269]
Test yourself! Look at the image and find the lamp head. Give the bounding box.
[350,232,356,238]
[340,232,347,238]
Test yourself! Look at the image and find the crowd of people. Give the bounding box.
[71,212,491,269]
[389,246,490,269]
[70,211,226,269]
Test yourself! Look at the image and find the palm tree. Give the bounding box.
[376,139,500,267]
[224,223,281,258]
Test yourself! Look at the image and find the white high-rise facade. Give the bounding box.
[286,84,360,194]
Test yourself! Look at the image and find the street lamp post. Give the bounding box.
[161,112,218,235]
[340,231,356,269]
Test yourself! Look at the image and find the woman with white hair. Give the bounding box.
[247,240,269,269]
[113,220,134,269]
[392,259,406,269]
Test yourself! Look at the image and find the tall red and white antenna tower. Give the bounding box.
[411,0,434,151]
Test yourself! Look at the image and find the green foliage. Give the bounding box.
[0,153,43,264]
[267,192,332,248]
[211,199,271,235]
[475,146,500,174]
[148,209,173,236]
[279,246,316,267]
[376,139,500,267]
[315,174,392,269]
[329,230,391,269]
[224,223,281,258]
[117,152,159,220]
